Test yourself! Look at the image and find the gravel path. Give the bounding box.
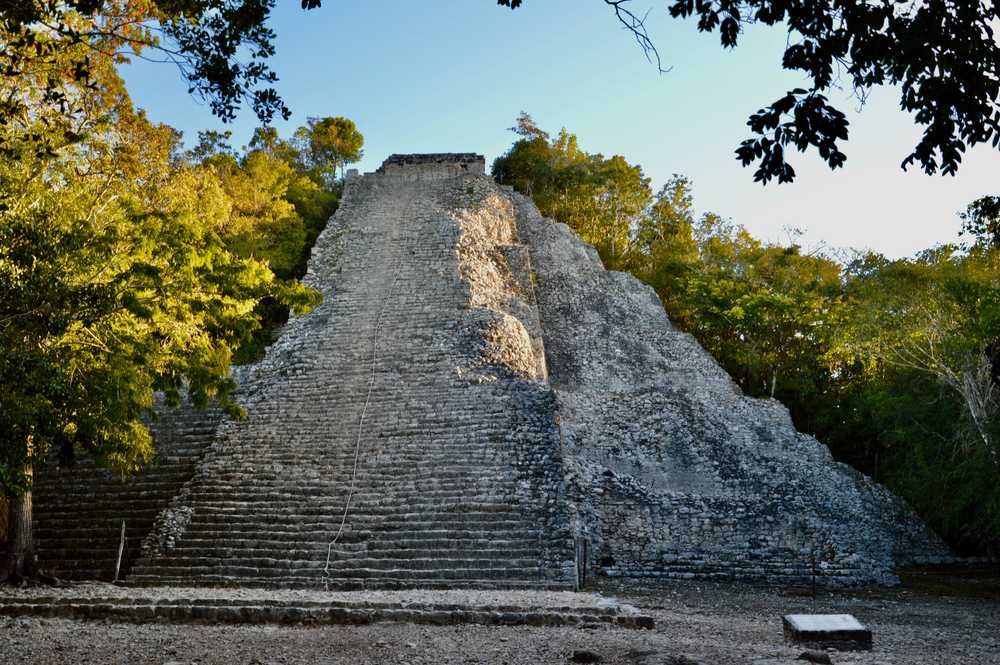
[1,574,996,665]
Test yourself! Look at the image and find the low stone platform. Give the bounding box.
[0,585,653,629]
[782,614,872,651]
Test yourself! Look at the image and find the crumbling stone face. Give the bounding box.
[508,190,951,586]
[377,153,486,177]
[456,184,545,381]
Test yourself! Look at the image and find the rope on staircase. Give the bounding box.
[324,190,412,579]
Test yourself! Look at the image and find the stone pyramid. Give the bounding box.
[34,154,948,588]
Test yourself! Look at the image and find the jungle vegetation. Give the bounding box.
[0,2,358,580]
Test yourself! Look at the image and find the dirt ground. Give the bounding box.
[1,567,997,665]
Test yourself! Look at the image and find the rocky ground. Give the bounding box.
[0,567,996,665]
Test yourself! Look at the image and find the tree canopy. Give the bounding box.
[0,0,326,133]
[0,21,344,579]
[501,0,1000,184]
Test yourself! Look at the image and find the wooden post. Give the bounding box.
[0,497,9,549]
[6,465,35,580]
[114,520,126,583]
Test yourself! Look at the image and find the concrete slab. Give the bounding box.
[782,613,872,651]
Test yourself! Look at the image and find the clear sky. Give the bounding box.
[121,0,1000,258]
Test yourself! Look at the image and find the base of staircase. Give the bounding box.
[0,585,653,629]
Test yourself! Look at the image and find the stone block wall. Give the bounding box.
[377,153,486,177]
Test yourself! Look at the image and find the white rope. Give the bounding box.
[323,196,411,579]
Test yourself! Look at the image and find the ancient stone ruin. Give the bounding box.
[33,153,949,589]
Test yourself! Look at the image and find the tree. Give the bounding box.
[631,176,700,320]
[178,120,344,363]
[293,117,365,186]
[830,247,1000,551]
[668,217,842,401]
[961,196,1000,252]
[835,248,1000,464]
[0,38,320,582]
[501,0,1000,184]
[492,116,652,270]
[0,0,327,134]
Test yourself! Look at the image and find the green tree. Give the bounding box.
[492,116,651,270]
[830,247,1000,551]
[0,0,327,131]
[294,116,365,186]
[961,196,1000,252]
[631,176,700,322]
[181,121,345,363]
[0,45,319,582]
[674,219,842,402]
[834,248,1000,466]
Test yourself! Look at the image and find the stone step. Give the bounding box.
[177,518,540,534]
[137,555,543,573]
[0,594,652,628]
[35,502,176,518]
[168,501,524,516]
[183,483,523,498]
[35,475,202,492]
[142,545,542,562]
[131,564,546,581]
[182,488,519,503]
[160,534,540,551]
[124,575,576,592]
[175,525,541,540]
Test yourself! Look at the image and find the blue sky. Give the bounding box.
[122,0,1000,258]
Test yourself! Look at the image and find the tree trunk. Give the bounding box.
[1,465,35,583]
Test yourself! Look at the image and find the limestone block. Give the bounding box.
[782,614,873,651]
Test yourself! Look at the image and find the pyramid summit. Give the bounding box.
[34,153,948,588]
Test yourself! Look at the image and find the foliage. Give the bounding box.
[293,117,364,187]
[502,0,1000,184]
[492,116,651,270]
[179,119,348,362]
[681,223,842,403]
[961,196,1000,251]
[0,0,325,132]
[0,35,321,502]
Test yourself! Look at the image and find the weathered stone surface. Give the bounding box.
[125,157,572,588]
[32,398,225,580]
[33,153,949,589]
[510,189,950,586]
[783,614,872,651]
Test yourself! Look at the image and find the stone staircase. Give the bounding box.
[32,403,223,581]
[123,160,573,589]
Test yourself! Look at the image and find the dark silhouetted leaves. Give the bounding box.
[509,0,1000,183]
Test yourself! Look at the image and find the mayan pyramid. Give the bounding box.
[33,154,948,588]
